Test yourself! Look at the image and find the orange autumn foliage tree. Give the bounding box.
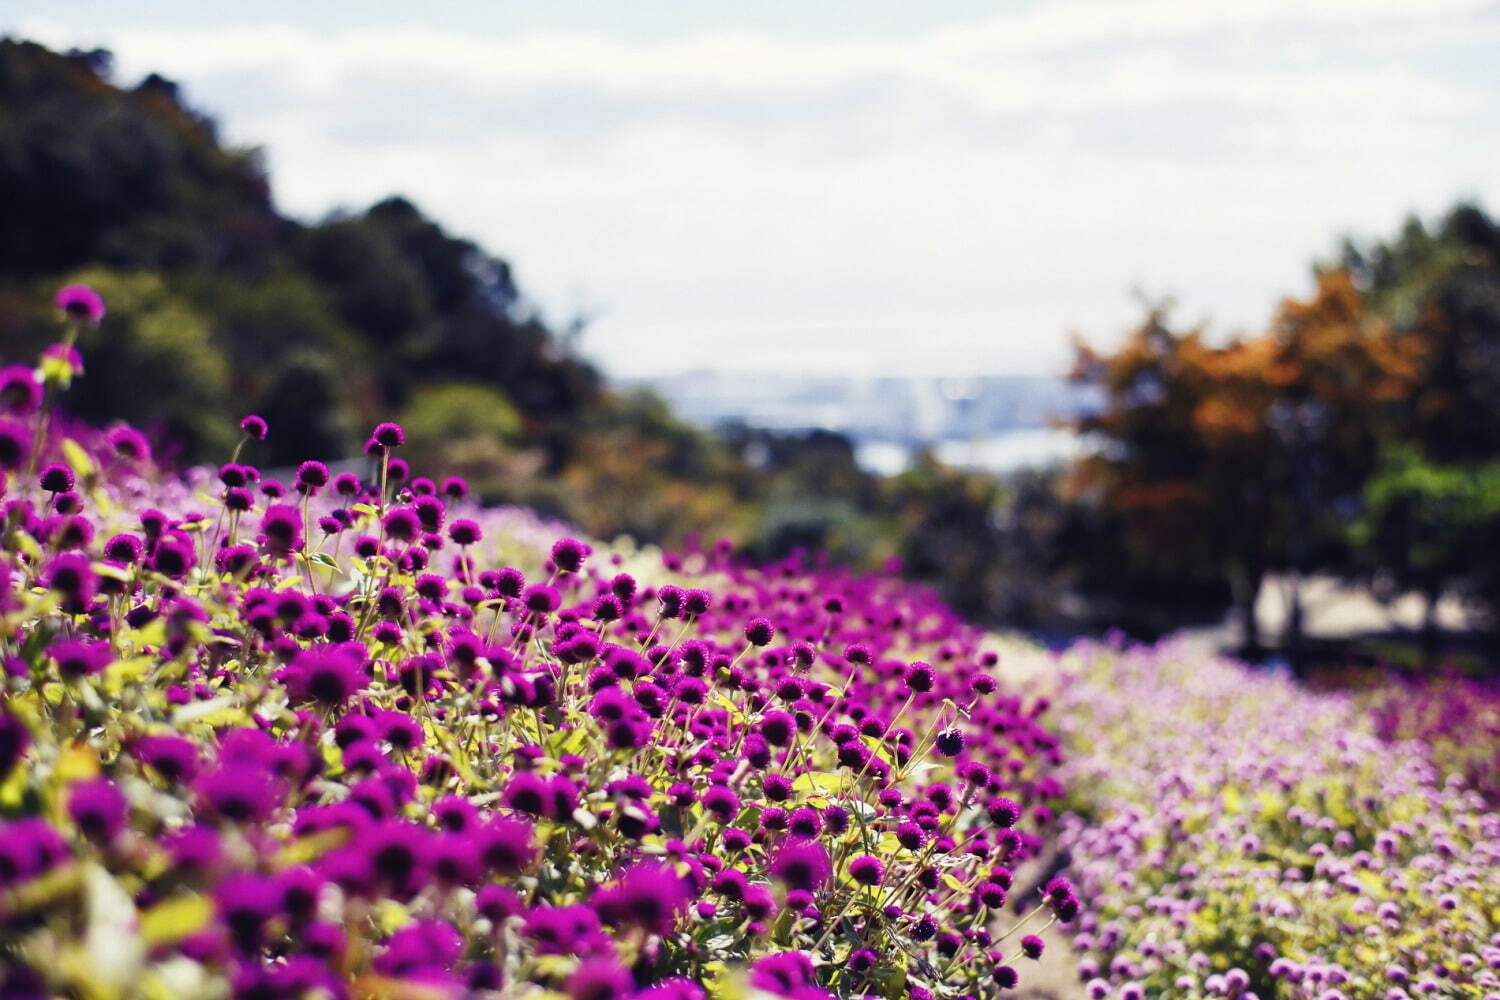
[1069,270,1422,655]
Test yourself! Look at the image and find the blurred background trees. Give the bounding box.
[4,38,1500,672]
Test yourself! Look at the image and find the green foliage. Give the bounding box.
[401,382,524,447]
[1350,445,1500,602]
[61,269,240,457]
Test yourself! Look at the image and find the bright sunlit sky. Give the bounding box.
[11,1,1500,378]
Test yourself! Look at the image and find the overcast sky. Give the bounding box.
[11,1,1500,378]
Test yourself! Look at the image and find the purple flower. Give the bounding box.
[0,819,70,885]
[847,854,885,886]
[382,506,420,543]
[55,284,105,323]
[0,366,43,415]
[67,778,128,842]
[278,648,367,708]
[104,425,151,463]
[239,414,268,440]
[296,460,329,491]
[216,873,278,952]
[134,734,200,784]
[261,503,304,556]
[593,861,692,936]
[478,816,537,875]
[567,958,632,1000]
[373,920,463,984]
[448,518,481,546]
[770,840,832,892]
[749,952,822,999]
[38,463,74,494]
[523,904,609,957]
[372,422,405,448]
[903,661,935,693]
[744,617,776,647]
[194,764,283,824]
[0,418,30,470]
[44,552,96,612]
[49,637,111,679]
[0,711,28,776]
[551,537,591,574]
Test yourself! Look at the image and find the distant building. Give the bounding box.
[628,371,1097,474]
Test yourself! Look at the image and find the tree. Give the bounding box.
[1069,272,1419,658]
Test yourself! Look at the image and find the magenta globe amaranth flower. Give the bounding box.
[49,637,111,679]
[0,359,1086,998]
[550,537,591,574]
[0,366,42,415]
[371,422,405,448]
[847,854,885,886]
[770,840,833,892]
[594,861,691,936]
[55,284,105,323]
[278,648,368,709]
[260,503,304,556]
[67,778,128,842]
[0,418,30,471]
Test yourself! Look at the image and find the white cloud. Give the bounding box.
[13,1,1500,376]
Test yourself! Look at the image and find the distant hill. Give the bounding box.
[0,38,600,466]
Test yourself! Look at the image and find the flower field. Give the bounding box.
[2,289,1498,1000]
[1037,640,1500,1000]
[1,290,1074,998]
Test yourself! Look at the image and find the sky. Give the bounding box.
[11,1,1500,379]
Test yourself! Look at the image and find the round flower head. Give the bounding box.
[44,552,96,611]
[769,839,833,892]
[105,425,151,463]
[50,638,111,679]
[296,461,330,491]
[522,585,561,614]
[0,366,42,415]
[372,422,405,448]
[39,463,74,494]
[0,711,29,776]
[134,734,200,785]
[382,507,420,544]
[550,537,591,574]
[55,284,105,323]
[0,419,30,470]
[239,414,268,440]
[936,728,966,756]
[279,648,368,709]
[744,616,776,647]
[847,854,885,886]
[903,661,935,693]
[448,518,481,546]
[260,504,304,556]
[594,861,691,936]
[68,778,127,842]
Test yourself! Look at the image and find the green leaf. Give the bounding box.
[61,438,97,479]
[140,895,212,946]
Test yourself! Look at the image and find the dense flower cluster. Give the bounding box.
[0,289,1073,998]
[1363,673,1500,808]
[1039,639,1500,1000]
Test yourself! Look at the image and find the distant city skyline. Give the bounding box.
[10,1,1500,378]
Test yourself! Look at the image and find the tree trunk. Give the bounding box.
[1232,564,1263,658]
[1282,572,1305,675]
[1420,587,1442,665]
